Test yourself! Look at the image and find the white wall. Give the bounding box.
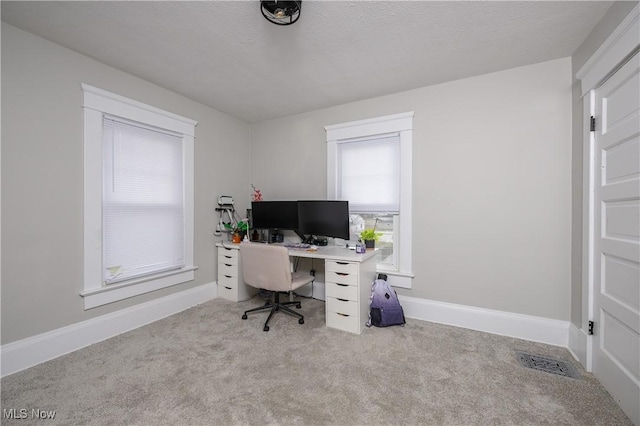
[1,24,252,344]
[252,58,572,321]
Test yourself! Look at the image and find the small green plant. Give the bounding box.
[359,228,381,242]
[223,220,248,234]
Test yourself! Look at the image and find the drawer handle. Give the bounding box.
[337,298,348,302]
[224,286,232,290]
[224,263,232,267]
[336,262,349,265]
[224,275,232,278]
[337,313,350,317]
[336,272,349,276]
[337,283,348,287]
[224,248,232,251]
[224,255,232,259]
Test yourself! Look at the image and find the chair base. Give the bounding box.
[241,291,304,332]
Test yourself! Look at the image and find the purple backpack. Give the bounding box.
[366,274,406,327]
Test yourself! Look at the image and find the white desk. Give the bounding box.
[215,242,377,334]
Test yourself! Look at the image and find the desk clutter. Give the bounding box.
[283,242,318,251]
[283,242,310,249]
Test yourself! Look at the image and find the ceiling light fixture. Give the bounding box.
[260,1,301,26]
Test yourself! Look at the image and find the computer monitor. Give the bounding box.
[251,201,299,230]
[297,200,350,240]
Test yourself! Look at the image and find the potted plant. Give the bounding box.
[359,228,381,249]
[225,220,248,243]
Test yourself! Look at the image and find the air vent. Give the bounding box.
[516,351,581,379]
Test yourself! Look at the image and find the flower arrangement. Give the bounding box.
[251,184,263,202]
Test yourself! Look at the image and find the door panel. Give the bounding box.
[605,70,639,126]
[601,311,639,378]
[603,255,640,311]
[594,51,640,426]
[603,136,639,183]
[604,200,639,238]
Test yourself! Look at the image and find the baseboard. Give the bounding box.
[2,286,571,378]
[1,282,216,378]
[398,295,570,347]
[568,322,589,369]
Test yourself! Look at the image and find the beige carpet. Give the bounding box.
[1,296,632,425]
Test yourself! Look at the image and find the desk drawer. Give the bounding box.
[219,246,238,256]
[326,310,360,334]
[218,283,236,300]
[326,270,358,286]
[218,252,238,266]
[326,297,358,317]
[218,274,237,289]
[326,282,358,301]
[218,262,237,277]
[326,260,359,275]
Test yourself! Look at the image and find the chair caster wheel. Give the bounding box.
[298,318,304,325]
[242,314,248,320]
[296,303,301,309]
[263,325,269,332]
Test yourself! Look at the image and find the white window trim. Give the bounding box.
[326,112,414,289]
[81,83,197,309]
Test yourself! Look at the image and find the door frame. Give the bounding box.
[575,4,639,372]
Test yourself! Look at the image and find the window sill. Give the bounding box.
[376,267,414,289]
[80,266,197,309]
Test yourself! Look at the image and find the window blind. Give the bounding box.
[337,133,400,213]
[102,116,185,284]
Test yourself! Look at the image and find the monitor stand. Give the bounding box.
[294,230,307,242]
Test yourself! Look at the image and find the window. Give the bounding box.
[82,84,197,309]
[337,134,400,269]
[102,117,185,284]
[326,112,414,288]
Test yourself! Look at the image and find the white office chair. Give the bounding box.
[239,242,314,332]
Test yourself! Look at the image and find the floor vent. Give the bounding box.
[516,351,582,380]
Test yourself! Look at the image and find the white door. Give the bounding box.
[593,51,640,425]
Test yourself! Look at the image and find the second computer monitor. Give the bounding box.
[297,200,350,240]
[251,201,299,230]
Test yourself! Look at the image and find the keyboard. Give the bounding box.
[283,242,311,249]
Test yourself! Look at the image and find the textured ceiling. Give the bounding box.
[2,1,613,123]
